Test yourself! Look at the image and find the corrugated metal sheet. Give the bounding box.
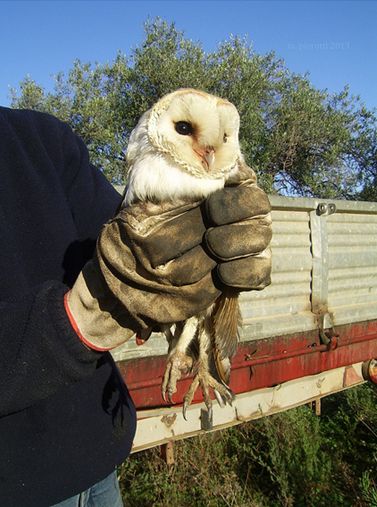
[327,212,377,325]
[111,194,377,363]
[239,208,315,342]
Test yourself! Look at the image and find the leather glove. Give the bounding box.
[65,166,272,351]
[205,165,272,290]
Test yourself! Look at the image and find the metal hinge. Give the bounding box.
[310,202,338,349]
[318,311,338,349]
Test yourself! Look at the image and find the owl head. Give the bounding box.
[124,89,242,204]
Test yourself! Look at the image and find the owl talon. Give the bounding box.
[182,401,188,421]
[161,350,193,404]
[181,365,233,420]
[214,390,225,407]
[217,386,235,406]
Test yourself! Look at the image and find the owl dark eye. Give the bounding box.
[175,121,194,136]
[223,133,228,143]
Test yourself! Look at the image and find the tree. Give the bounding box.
[10,18,377,199]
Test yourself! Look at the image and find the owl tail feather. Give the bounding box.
[210,292,242,385]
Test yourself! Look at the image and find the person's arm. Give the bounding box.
[60,122,121,247]
[0,111,120,417]
[0,281,102,417]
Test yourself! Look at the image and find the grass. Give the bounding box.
[118,383,377,506]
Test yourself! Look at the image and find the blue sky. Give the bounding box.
[1,1,376,110]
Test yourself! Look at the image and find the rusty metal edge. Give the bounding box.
[131,362,365,453]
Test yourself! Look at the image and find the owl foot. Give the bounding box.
[161,350,193,403]
[182,363,234,422]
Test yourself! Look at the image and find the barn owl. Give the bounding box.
[122,88,243,422]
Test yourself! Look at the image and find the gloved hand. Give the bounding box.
[205,164,272,290]
[65,167,272,351]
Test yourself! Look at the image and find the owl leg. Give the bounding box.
[182,326,234,424]
[161,317,198,403]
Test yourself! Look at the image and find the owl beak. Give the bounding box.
[194,146,215,171]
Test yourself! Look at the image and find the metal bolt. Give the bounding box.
[317,202,337,216]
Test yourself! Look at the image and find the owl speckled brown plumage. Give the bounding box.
[122,88,244,422]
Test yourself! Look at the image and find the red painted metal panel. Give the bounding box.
[117,320,377,410]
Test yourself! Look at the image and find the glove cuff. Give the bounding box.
[64,260,135,351]
[64,291,111,352]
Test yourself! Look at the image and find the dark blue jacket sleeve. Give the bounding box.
[0,107,122,416]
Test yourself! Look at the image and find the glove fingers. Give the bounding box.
[206,186,271,226]
[205,218,272,261]
[125,205,206,268]
[217,252,272,290]
[164,246,216,286]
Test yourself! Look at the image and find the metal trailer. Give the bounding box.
[111,194,377,454]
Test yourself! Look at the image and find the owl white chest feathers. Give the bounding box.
[122,88,241,206]
[123,151,231,205]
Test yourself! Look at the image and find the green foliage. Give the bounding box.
[119,384,377,506]
[10,18,377,199]
[119,427,264,507]
[359,471,377,506]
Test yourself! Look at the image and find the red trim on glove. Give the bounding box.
[136,334,146,346]
[63,292,111,352]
